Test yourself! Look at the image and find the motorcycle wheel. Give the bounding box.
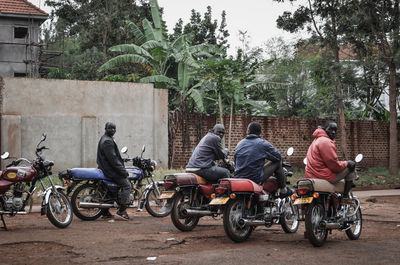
[280,198,299,233]
[223,197,253,242]
[46,191,73,228]
[170,192,199,231]
[71,183,103,221]
[305,202,328,247]
[144,183,173,218]
[345,202,362,240]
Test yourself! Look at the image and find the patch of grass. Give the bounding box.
[287,166,400,187]
[153,168,184,181]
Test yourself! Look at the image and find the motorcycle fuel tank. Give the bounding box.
[1,167,37,183]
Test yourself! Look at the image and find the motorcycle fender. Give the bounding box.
[40,186,66,215]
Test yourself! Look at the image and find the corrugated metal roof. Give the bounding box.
[0,0,48,17]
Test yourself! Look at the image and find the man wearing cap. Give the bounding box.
[185,124,230,182]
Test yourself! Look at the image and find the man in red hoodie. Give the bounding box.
[305,120,356,199]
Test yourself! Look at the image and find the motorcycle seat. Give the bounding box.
[298,178,345,193]
[220,178,263,193]
[171,172,208,185]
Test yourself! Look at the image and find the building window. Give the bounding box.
[14,27,28,39]
[14,72,26,77]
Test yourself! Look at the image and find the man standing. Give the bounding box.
[234,121,291,197]
[185,124,230,182]
[97,122,131,220]
[305,120,356,200]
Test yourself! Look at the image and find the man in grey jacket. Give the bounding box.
[185,124,230,182]
[97,122,131,220]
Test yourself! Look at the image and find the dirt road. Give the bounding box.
[0,192,399,265]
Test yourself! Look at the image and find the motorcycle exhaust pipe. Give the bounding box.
[182,209,213,217]
[238,218,265,227]
[0,210,27,215]
[323,222,341,229]
[78,202,114,209]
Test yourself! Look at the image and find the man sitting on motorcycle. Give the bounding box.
[97,122,131,220]
[185,124,230,182]
[234,121,292,197]
[305,120,356,201]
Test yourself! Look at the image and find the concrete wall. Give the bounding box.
[0,77,168,171]
[0,17,42,77]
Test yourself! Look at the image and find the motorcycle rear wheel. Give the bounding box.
[46,191,73,228]
[305,202,328,247]
[345,202,362,240]
[170,192,199,231]
[71,183,103,221]
[280,198,299,233]
[145,183,173,217]
[223,197,253,242]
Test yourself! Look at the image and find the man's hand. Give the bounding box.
[347,160,356,171]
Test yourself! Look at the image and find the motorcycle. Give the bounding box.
[210,147,299,242]
[292,154,364,247]
[0,133,73,230]
[59,146,172,220]
[160,156,235,232]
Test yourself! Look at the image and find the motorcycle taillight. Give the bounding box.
[215,186,227,195]
[297,188,310,195]
[162,181,174,189]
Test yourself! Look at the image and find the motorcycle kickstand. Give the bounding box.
[1,214,7,231]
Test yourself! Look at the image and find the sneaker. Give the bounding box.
[115,210,129,221]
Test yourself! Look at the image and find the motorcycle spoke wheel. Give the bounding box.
[71,183,103,221]
[305,202,327,247]
[223,197,253,242]
[145,184,173,218]
[345,202,362,240]
[46,191,73,228]
[170,192,199,231]
[280,198,299,233]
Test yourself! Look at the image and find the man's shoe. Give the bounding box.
[279,188,294,198]
[101,210,113,219]
[115,210,129,221]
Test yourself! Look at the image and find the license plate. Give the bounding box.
[158,191,175,199]
[209,197,230,205]
[293,197,313,205]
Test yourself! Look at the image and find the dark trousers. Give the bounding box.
[262,160,286,188]
[194,166,230,182]
[112,177,132,207]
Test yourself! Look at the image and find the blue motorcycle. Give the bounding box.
[59,146,172,220]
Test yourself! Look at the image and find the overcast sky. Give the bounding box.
[30,0,306,55]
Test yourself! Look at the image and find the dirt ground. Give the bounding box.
[0,194,399,265]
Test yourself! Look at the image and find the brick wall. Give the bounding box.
[169,111,397,169]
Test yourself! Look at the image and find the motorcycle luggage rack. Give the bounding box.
[294,179,314,191]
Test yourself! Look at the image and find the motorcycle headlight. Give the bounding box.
[151,160,157,170]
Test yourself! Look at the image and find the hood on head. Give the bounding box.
[312,128,329,139]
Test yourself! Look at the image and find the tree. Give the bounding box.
[275,0,354,159]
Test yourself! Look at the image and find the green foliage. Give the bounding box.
[46,67,71,79]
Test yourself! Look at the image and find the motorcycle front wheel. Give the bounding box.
[223,197,253,242]
[170,192,199,231]
[345,202,362,240]
[145,183,173,217]
[46,191,73,228]
[305,202,328,247]
[71,183,103,221]
[280,198,299,233]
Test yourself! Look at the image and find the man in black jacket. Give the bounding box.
[185,124,230,182]
[97,122,131,220]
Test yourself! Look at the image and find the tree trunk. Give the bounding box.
[217,92,225,147]
[228,100,233,151]
[388,63,398,175]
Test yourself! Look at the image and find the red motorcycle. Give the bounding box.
[160,158,234,231]
[210,147,299,242]
[0,133,73,230]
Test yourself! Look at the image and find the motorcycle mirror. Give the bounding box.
[141,145,146,153]
[121,146,128,154]
[303,157,307,165]
[355,154,363,163]
[1,152,10,160]
[287,147,294,156]
[41,133,47,141]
